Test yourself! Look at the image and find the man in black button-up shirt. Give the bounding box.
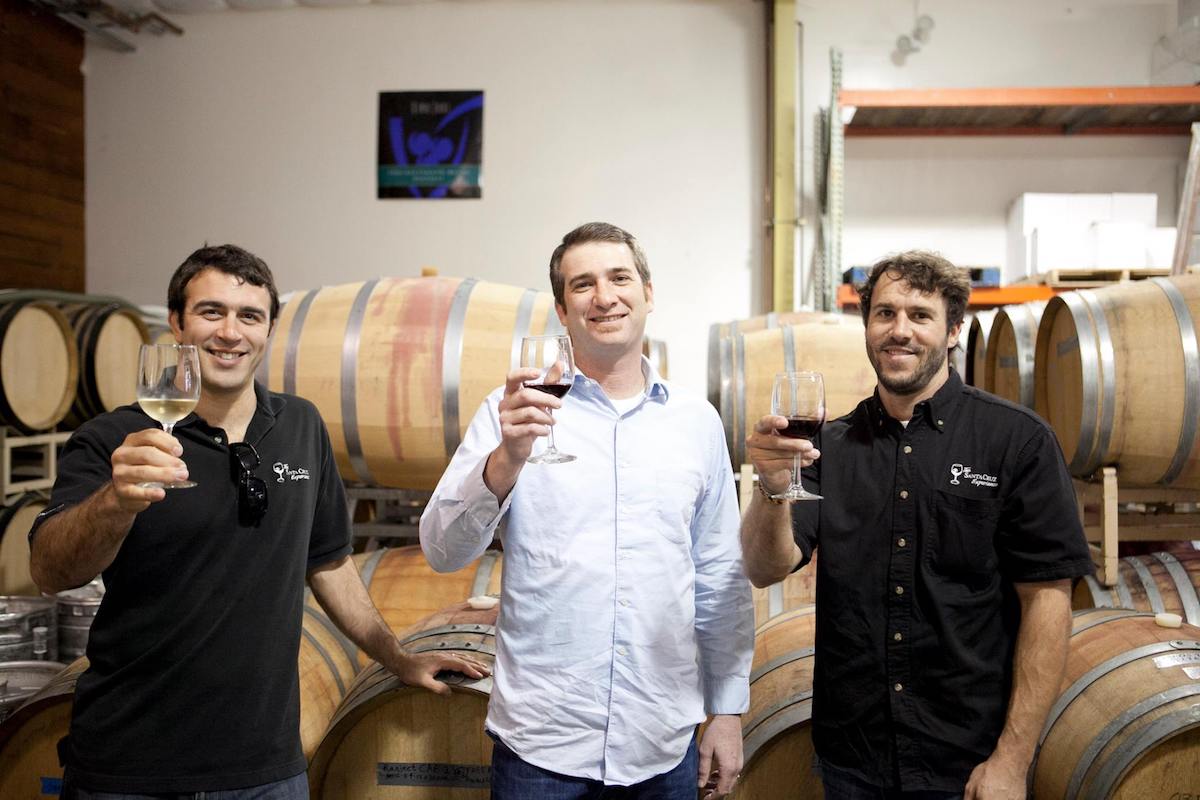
[740,251,1092,799]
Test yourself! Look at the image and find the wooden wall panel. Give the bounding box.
[0,0,84,293]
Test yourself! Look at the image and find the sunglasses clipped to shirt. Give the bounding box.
[230,442,269,525]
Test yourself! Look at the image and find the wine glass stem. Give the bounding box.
[792,453,801,490]
[163,422,175,436]
[546,409,559,453]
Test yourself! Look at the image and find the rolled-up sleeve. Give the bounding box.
[691,410,754,715]
[420,388,513,573]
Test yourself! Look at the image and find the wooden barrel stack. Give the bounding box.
[261,276,670,491]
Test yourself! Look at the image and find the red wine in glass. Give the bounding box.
[520,334,577,464]
[770,371,824,501]
[526,382,572,399]
[781,415,823,440]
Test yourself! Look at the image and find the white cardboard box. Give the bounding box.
[1090,221,1149,268]
[1147,227,1177,268]
[1007,192,1159,281]
[1028,226,1092,274]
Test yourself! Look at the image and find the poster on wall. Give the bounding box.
[377,91,484,199]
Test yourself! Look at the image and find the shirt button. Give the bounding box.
[893,632,903,641]
[895,585,905,595]
[937,419,944,427]
[894,683,903,692]
[897,538,907,548]
[903,445,912,454]
[619,598,630,607]
[617,646,628,657]
[899,490,909,500]
[214,436,223,444]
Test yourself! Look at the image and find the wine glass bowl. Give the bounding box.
[136,343,201,489]
[520,334,576,465]
[770,371,824,501]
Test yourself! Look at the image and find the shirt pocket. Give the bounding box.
[926,490,1002,581]
[652,472,700,544]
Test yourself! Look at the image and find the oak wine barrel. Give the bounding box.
[1073,550,1200,625]
[984,300,1045,409]
[965,308,997,389]
[708,312,827,411]
[261,277,563,490]
[308,601,497,799]
[1032,608,1200,798]
[1035,275,1200,488]
[0,495,46,596]
[725,317,876,468]
[347,545,503,668]
[0,657,87,800]
[298,600,359,760]
[62,303,149,425]
[733,605,820,799]
[0,300,77,433]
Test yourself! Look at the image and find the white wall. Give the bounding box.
[794,0,1188,299]
[86,0,1192,392]
[85,0,766,394]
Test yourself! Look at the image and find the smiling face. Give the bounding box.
[865,272,961,402]
[168,267,273,401]
[554,240,654,368]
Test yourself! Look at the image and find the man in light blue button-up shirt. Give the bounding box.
[420,222,753,800]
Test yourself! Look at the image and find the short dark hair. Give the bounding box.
[858,250,970,332]
[167,244,280,327]
[548,222,651,306]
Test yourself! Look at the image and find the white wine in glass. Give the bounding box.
[520,334,576,465]
[136,343,201,489]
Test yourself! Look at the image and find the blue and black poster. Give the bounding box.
[377,91,484,199]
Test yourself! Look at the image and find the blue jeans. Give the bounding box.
[489,734,699,800]
[820,761,963,800]
[59,770,308,800]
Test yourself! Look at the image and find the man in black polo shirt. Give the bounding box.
[29,244,487,799]
[740,251,1092,799]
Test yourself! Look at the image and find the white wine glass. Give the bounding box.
[521,334,576,465]
[136,343,201,489]
[771,371,824,501]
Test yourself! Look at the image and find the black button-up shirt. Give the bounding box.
[792,370,1092,791]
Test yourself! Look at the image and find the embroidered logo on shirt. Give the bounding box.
[273,462,311,483]
[949,463,998,488]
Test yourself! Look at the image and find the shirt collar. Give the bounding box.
[574,356,669,405]
[869,368,964,433]
[172,381,283,443]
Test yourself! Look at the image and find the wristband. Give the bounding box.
[756,479,787,505]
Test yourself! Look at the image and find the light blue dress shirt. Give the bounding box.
[420,358,753,785]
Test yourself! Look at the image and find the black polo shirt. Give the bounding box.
[791,370,1092,792]
[31,383,351,793]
